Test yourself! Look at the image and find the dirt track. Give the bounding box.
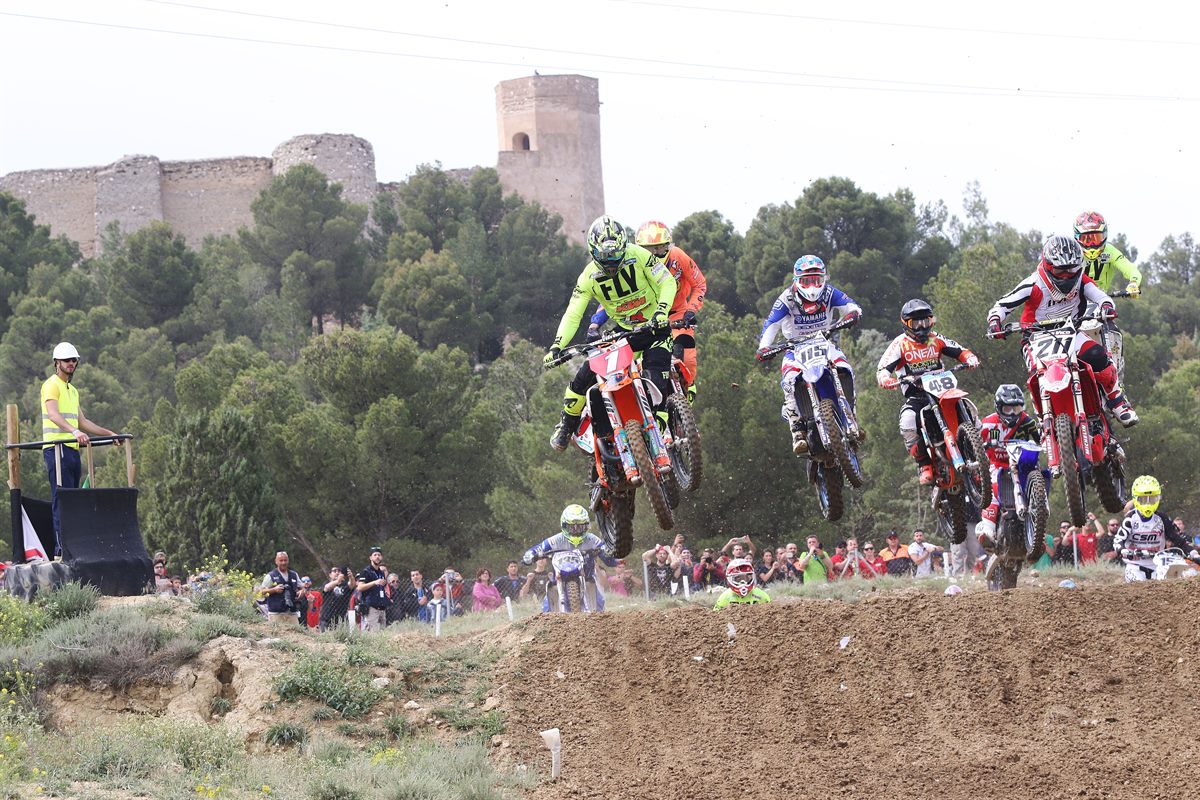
[504,582,1200,800]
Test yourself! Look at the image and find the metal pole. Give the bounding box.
[434,602,443,637]
[642,560,651,601]
[1072,528,1079,570]
[4,433,132,451]
[505,596,514,621]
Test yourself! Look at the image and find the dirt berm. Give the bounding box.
[505,582,1200,800]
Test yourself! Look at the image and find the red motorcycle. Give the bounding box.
[546,323,676,558]
[990,312,1127,526]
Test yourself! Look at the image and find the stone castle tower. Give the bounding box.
[494,74,605,244]
[0,75,603,253]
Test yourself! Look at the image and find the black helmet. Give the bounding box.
[994,384,1025,427]
[900,299,935,343]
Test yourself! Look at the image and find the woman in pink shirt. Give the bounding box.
[471,567,503,612]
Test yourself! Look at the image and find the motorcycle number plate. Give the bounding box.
[552,551,585,570]
[1029,329,1073,364]
[793,339,828,367]
[920,370,957,394]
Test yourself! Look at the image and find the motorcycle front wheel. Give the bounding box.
[820,398,863,488]
[1054,413,1087,526]
[1024,471,1048,563]
[595,490,635,559]
[814,463,844,521]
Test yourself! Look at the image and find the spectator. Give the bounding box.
[755,549,783,586]
[1175,517,1198,549]
[438,568,466,615]
[356,547,390,632]
[677,549,697,592]
[907,529,943,578]
[693,547,725,592]
[719,536,755,566]
[1033,533,1055,571]
[1078,513,1100,563]
[642,546,679,598]
[303,577,322,629]
[385,574,405,624]
[153,561,174,595]
[401,569,432,622]
[472,568,504,612]
[605,559,642,597]
[796,535,832,584]
[319,566,351,630]
[170,575,185,596]
[493,561,525,603]
[670,533,687,560]
[831,540,848,565]
[879,531,913,576]
[1055,526,1078,564]
[861,543,886,578]
[520,558,551,604]
[1097,517,1120,562]
[831,538,878,579]
[261,551,302,626]
[426,582,450,623]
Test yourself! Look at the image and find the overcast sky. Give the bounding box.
[2,0,1197,259]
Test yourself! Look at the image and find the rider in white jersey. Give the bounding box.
[1113,475,1195,582]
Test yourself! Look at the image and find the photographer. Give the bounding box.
[357,546,390,631]
[796,535,832,583]
[319,566,351,630]
[260,551,301,626]
[719,535,755,566]
[692,547,725,592]
[755,548,784,586]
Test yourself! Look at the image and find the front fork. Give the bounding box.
[604,393,641,485]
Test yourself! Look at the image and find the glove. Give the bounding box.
[964,354,981,369]
[1188,549,1199,560]
[1120,548,1133,559]
[879,375,899,390]
[650,308,669,329]
[543,347,561,367]
[681,310,697,328]
[987,318,1005,340]
[1099,303,1117,321]
[756,347,772,362]
[521,551,534,566]
[586,324,601,342]
[841,310,861,326]
[1125,282,1141,298]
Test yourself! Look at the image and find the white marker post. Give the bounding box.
[539,727,562,780]
[434,603,443,638]
[682,574,691,600]
[505,596,514,621]
[643,560,651,602]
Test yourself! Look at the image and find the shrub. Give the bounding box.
[308,780,362,800]
[210,696,231,716]
[311,707,334,722]
[265,722,308,747]
[41,582,100,623]
[29,607,190,689]
[184,614,248,642]
[384,715,411,741]
[274,657,382,718]
[0,594,48,644]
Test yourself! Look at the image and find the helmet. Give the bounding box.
[560,504,590,546]
[52,342,80,361]
[1130,475,1162,518]
[1041,235,1084,294]
[634,220,672,261]
[1073,211,1108,261]
[725,558,756,598]
[587,216,628,277]
[791,255,827,303]
[900,299,935,343]
[994,384,1025,427]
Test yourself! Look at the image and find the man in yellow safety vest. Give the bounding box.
[41,341,116,554]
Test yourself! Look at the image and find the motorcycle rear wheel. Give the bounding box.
[1025,471,1048,564]
[988,560,1020,591]
[1093,460,1127,514]
[596,491,635,559]
[1055,413,1087,526]
[820,398,863,488]
[666,393,703,493]
[624,419,674,531]
[942,491,968,545]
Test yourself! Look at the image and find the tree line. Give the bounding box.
[1,166,1197,577]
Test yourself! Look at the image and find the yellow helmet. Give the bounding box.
[1131,474,1162,517]
[634,220,672,260]
[560,504,590,546]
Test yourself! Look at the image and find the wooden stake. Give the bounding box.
[85,442,94,487]
[124,438,136,487]
[5,404,19,491]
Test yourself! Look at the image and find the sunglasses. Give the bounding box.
[60,358,79,363]
[862,547,874,552]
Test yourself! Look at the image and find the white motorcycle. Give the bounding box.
[1123,547,1200,582]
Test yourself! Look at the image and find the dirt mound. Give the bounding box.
[505,582,1200,800]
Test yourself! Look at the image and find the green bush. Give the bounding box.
[41,582,100,623]
[308,779,362,800]
[210,696,231,716]
[265,722,308,747]
[195,589,261,623]
[384,714,411,741]
[274,657,382,719]
[0,594,48,644]
[184,613,248,642]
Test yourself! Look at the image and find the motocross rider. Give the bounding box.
[1074,211,1142,379]
[521,504,619,611]
[975,384,1041,549]
[755,255,862,455]
[986,234,1137,427]
[588,221,706,403]
[545,215,678,450]
[876,299,980,485]
[712,558,772,610]
[1113,475,1196,582]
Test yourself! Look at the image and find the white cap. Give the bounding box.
[52,342,80,361]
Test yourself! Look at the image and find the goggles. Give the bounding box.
[999,403,1024,417]
[795,274,825,289]
[1135,493,1161,506]
[727,571,754,587]
[1077,232,1105,248]
[907,316,933,329]
[565,522,589,536]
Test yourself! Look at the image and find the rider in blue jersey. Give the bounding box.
[522,504,618,611]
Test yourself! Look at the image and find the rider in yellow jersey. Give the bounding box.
[1073,211,1141,380]
[712,558,772,610]
[544,215,678,450]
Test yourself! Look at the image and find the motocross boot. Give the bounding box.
[976,518,997,554]
[783,405,807,455]
[550,412,581,451]
[983,554,1000,584]
[1095,364,1139,427]
[910,443,934,485]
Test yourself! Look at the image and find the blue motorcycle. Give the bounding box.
[761,318,862,521]
[988,440,1051,590]
[544,550,604,613]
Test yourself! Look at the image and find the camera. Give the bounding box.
[704,557,713,564]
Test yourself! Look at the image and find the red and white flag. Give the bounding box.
[20,506,49,561]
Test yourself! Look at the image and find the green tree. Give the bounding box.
[98,221,199,329]
[0,193,81,336]
[672,210,746,317]
[393,163,470,252]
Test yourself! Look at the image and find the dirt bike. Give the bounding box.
[1122,548,1200,582]
[899,364,990,544]
[547,322,676,558]
[545,550,598,613]
[759,317,862,521]
[987,440,1051,590]
[990,311,1127,526]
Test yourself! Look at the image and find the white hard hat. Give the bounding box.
[52,342,80,361]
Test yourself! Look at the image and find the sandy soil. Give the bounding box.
[504,582,1200,799]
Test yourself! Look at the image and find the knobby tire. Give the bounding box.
[820,398,863,489]
[624,419,673,531]
[1055,413,1087,526]
[666,393,703,493]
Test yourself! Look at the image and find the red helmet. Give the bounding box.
[1073,211,1107,261]
[725,558,755,598]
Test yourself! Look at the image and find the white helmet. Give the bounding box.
[52,342,80,361]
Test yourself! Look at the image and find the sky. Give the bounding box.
[2,0,1198,259]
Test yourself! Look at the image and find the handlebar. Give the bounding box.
[757,316,859,362]
[898,362,970,387]
[544,319,687,369]
[987,309,1115,339]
